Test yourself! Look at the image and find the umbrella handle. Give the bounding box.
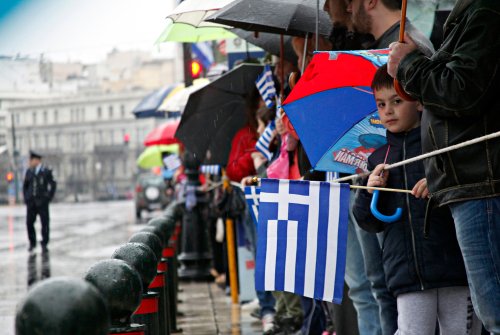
[370,190,403,223]
[393,0,416,102]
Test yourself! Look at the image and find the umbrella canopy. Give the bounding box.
[137,144,180,169]
[144,120,181,147]
[133,84,182,118]
[282,49,389,173]
[231,29,298,63]
[156,19,236,43]
[175,63,265,165]
[158,78,210,113]
[167,0,234,27]
[205,0,332,37]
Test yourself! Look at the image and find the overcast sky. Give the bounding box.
[0,0,177,63]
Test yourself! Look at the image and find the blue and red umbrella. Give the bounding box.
[282,49,389,174]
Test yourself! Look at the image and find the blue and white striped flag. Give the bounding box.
[255,178,349,303]
[245,186,261,227]
[255,120,276,161]
[200,165,221,175]
[255,65,277,108]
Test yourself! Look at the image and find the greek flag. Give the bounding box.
[200,165,221,175]
[255,178,349,303]
[245,186,261,227]
[255,65,277,108]
[255,120,276,161]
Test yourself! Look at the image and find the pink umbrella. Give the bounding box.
[144,120,181,146]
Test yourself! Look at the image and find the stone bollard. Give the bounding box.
[15,277,109,335]
[84,259,145,335]
[130,232,170,335]
[112,243,159,335]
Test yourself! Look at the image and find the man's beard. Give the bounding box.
[352,1,372,34]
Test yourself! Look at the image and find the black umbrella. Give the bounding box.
[175,64,265,165]
[231,29,298,64]
[205,0,332,38]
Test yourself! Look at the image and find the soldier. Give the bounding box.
[23,150,57,253]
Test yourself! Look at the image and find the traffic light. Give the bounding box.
[190,60,203,79]
[5,171,14,183]
[123,133,130,144]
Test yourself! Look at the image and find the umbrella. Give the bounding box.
[205,0,332,37]
[230,29,298,63]
[175,63,266,165]
[133,84,183,118]
[167,0,235,28]
[136,144,180,169]
[156,19,236,43]
[144,120,181,147]
[158,78,210,113]
[282,49,389,174]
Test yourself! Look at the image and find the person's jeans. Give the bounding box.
[449,197,500,334]
[257,290,276,317]
[301,297,326,335]
[345,216,382,335]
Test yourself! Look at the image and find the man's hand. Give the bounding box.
[367,164,389,194]
[412,178,429,199]
[388,33,417,78]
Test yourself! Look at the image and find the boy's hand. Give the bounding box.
[367,164,389,194]
[412,178,429,199]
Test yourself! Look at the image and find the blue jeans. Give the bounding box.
[345,215,383,335]
[257,290,276,317]
[449,197,500,334]
[301,297,326,335]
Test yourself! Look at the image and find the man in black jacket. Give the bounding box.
[387,0,500,332]
[23,150,57,253]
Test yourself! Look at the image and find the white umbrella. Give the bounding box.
[158,78,210,113]
[167,0,235,28]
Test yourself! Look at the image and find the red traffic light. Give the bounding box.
[191,60,203,79]
[123,133,130,143]
[6,171,14,182]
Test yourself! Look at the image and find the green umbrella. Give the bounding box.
[136,144,180,169]
[155,19,236,43]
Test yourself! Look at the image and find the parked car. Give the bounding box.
[134,173,170,219]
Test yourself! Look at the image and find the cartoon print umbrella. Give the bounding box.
[282,49,389,174]
[143,120,181,147]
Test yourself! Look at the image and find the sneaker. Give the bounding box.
[262,313,275,334]
[28,245,35,253]
[41,245,49,253]
[241,298,259,311]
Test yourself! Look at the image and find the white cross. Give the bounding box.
[245,186,260,221]
[259,180,315,220]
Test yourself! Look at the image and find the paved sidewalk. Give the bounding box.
[176,281,262,335]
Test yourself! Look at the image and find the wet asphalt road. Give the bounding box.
[0,201,262,335]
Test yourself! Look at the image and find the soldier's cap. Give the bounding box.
[29,150,42,159]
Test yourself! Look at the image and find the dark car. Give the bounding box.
[134,173,170,219]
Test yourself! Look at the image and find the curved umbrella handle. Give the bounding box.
[370,190,403,223]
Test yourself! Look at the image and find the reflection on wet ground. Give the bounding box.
[0,201,264,334]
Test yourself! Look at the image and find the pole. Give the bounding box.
[222,171,239,304]
[183,43,193,88]
[10,113,19,203]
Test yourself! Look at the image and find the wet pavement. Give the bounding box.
[0,201,263,335]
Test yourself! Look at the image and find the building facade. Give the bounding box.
[7,91,165,202]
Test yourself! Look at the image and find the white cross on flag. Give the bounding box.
[245,185,261,227]
[255,178,349,304]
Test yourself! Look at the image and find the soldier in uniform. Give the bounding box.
[23,150,57,253]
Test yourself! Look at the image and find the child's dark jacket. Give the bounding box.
[353,127,467,296]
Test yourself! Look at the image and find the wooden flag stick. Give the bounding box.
[349,185,412,194]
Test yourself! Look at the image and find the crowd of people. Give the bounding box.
[202,0,499,334]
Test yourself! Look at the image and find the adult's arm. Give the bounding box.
[397,7,500,118]
[47,170,57,201]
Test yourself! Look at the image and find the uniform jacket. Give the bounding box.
[397,0,500,205]
[353,127,468,297]
[23,165,57,206]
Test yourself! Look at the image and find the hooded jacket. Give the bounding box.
[396,0,500,206]
[353,127,468,296]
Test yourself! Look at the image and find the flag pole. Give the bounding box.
[222,169,239,305]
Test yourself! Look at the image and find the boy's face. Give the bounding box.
[374,87,422,133]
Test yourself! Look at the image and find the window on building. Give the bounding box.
[98,130,103,143]
[54,110,58,124]
[123,158,128,174]
[81,107,85,122]
[109,106,114,119]
[16,114,20,125]
[33,134,39,147]
[32,112,37,125]
[45,134,49,148]
[110,130,114,144]
[120,105,125,118]
[97,106,102,119]
[43,110,48,124]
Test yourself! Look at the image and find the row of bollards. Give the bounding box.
[15,201,183,335]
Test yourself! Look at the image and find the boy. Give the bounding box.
[352,64,480,334]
